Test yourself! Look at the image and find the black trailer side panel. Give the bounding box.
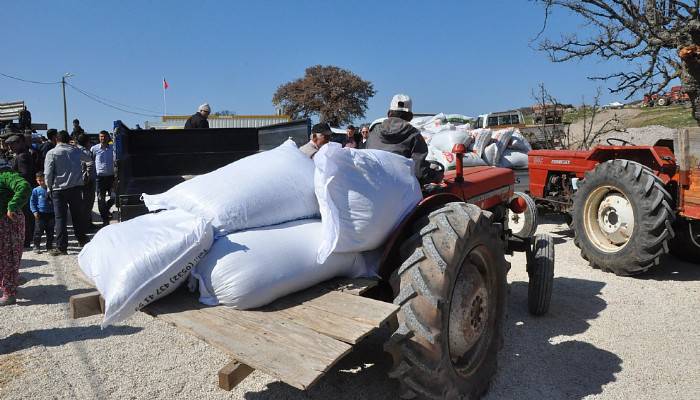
[115,119,310,221]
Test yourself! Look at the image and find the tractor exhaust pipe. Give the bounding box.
[452,143,466,183]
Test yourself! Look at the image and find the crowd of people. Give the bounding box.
[0,120,115,306]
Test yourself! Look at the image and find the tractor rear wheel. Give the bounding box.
[386,202,507,399]
[670,218,700,263]
[572,160,675,275]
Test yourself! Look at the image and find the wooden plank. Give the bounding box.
[294,289,399,328]
[268,297,376,344]
[69,291,104,319]
[218,360,254,391]
[144,293,352,390]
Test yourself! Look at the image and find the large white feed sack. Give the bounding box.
[429,129,473,153]
[471,129,492,158]
[509,131,532,153]
[193,220,370,309]
[141,139,319,235]
[499,149,529,169]
[314,143,422,263]
[428,146,486,170]
[491,128,515,164]
[78,209,214,327]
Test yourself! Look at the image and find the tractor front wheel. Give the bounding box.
[572,160,675,275]
[527,234,555,316]
[386,202,507,399]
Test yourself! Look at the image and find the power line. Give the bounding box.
[66,83,162,117]
[65,82,162,114]
[0,72,60,85]
[1,70,164,118]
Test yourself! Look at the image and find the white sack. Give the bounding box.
[509,131,532,153]
[471,129,492,158]
[483,143,499,166]
[499,149,529,169]
[429,129,473,153]
[141,139,319,235]
[428,146,486,170]
[314,143,422,263]
[411,113,446,131]
[78,210,214,327]
[489,128,515,166]
[193,220,370,309]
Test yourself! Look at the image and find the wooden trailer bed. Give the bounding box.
[69,278,398,391]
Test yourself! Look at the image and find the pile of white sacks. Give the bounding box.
[411,113,532,170]
[79,140,422,327]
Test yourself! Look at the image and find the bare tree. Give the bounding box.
[572,88,625,149]
[535,1,700,125]
[531,83,565,149]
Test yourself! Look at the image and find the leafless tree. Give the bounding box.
[531,83,565,148]
[535,0,700,125]
[573,88,626,149]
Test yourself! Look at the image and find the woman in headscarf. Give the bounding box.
[0,157,31,305]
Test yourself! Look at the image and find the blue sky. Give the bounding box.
[3,0,636,132]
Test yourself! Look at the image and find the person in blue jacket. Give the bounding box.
[29,172,54,252]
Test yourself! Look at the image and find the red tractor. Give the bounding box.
[113,121,556,399]
[642,85,690,107]
[527,130,700,275]
[379,143,555,398]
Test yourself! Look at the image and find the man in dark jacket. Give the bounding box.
[365,94,437,184]
[39,129,57,172]
[71,119,85,141]
[184,103,211,129]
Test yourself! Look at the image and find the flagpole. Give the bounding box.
[162,77,167,117]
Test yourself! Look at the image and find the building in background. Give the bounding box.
[144,114,291,129]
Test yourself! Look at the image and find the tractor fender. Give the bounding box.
[376,193,463,281]
[587,146,676,183]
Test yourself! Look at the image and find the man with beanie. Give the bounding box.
[365,94,435,184]
[185,103,211,129]
[299,123,332,158]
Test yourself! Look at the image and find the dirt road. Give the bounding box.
[1,216,699,400]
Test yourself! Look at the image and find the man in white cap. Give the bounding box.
[185,103,211,129]
[365,94,435,184]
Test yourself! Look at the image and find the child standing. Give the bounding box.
[29,172,54,253]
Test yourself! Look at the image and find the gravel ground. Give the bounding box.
[1,215,699,400]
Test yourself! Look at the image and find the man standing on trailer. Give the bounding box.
[90,131,115,227]
[185,103,211,129]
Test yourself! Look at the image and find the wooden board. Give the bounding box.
[67,277,395,391]
[144,292,352,390]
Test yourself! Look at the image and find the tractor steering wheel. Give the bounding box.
[606,137,635,146]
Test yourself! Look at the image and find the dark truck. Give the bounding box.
[114,119,311,220]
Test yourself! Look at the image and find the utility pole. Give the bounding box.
[61,73,73,131]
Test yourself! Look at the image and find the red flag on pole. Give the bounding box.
[163,78,169,90]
